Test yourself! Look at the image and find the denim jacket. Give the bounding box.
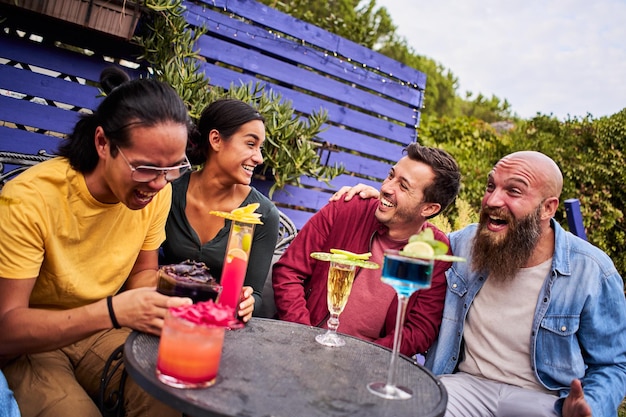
[425,220,626,417]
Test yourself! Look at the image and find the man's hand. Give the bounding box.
[113,287,192,336]
[329,183,379,202]
[562,379,592,417]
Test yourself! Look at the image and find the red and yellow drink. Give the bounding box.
[209,204,263,327]
[156,300,233,389]
[217,220,255,325]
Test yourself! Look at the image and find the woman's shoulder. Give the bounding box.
[248,187,279,215]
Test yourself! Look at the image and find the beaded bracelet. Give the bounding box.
[106,296,121,329]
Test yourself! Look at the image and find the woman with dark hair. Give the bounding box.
[161,98,280,316]
[0,67,191,417]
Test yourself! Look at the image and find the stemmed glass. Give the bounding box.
[315,260,357,347]
[367,249,434,400]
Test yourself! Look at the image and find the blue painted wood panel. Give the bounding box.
[185,5,422,108]
[0,32,143,83]
[198,62,417,145]
[0,0,426,228]
[196,35,418,126]
[187,0,426,89]
[0,126,63,155]
[0,65,103,110]
[0,95,80,135]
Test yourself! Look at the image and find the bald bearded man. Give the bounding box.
[424,151,626,417]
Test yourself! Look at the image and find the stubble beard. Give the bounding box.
[471,205,542,282]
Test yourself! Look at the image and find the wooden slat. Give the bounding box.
[0,32,142,82]
[565,198,587,241]
[318,126,406,162]
[0,65,103,110]
[0,95,80,135]
[0,126,63,155]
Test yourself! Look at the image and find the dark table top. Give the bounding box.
[124,318,447,417]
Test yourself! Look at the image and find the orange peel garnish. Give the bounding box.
[210,203,264,225]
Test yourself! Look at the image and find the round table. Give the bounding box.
[124,317,447,417]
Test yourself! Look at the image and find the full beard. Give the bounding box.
[471,205,542,282]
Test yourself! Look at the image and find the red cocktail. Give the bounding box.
[156,300,233,388]
[218,220,255,326]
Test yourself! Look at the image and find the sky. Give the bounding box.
[375,0,626,120]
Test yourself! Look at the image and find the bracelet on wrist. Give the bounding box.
[106,295,121,329]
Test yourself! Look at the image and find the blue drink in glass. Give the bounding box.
[367,250,435,400]
[381,252,434,297]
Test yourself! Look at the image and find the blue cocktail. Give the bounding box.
[367,250,434,400]
[381,251,434,297]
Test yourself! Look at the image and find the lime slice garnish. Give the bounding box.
[329,249,372,260]
[310,252,380,269]
[399,229,466,262]
[401,241,435,258]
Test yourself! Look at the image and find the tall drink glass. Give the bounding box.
[367,250,434,399]
[156,304,228,389]
[218,219,255,328]
[315,260,357,347]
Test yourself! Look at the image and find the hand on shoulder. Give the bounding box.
[329,183,379,202]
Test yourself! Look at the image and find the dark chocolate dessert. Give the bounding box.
[157,260,222,303]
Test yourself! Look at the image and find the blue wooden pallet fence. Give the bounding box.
[183,0,426,227]
[0,0,427,229]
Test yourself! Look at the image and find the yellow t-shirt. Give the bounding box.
[0,157,172,309]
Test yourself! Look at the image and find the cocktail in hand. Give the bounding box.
[311,249,379,347]
[367,229,465,400]
[156,300,233,389]
[209,204,263,328]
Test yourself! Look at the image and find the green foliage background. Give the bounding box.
[419,112,625,279]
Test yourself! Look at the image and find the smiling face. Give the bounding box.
[210,119,265,185]
[471,151,563,276]
[374,156,440,240]
[89,122,189,210]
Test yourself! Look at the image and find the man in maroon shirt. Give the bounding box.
[272,143,461,356]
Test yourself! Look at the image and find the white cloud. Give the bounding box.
[376,0,626,119]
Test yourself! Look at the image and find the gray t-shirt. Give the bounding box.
[459,258,553,393]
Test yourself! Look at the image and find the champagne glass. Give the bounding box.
[367,249,434,400]
[315,260,357,347]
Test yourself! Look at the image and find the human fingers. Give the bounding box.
[562,379,592,417]
[238,286,254,322]
[329,184,379,202]
[113,289,187,334]
[329,186,356,201]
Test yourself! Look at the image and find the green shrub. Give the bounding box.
[420,111,626,281]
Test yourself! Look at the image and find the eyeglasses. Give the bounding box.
[116,146,191,183]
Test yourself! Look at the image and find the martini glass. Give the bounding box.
[367,249,434,400]
[315,260,357,347]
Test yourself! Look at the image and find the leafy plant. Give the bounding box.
[136,0,343,195]
[421,111,625,281]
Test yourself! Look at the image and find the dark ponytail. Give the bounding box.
[58,67,192,173]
